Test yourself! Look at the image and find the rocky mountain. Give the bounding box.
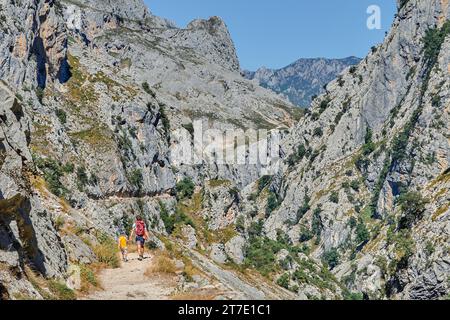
[0,0,449,301]
[244,57,361,107]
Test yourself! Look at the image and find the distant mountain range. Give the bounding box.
[244,57,361,107]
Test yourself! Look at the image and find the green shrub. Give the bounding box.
[61,162,74,174]
[176,177,195,200]
[48,280,76,300]
[142,82,156,98]
[397,191,428,229]
[35,87,44,104]
[313,127,323,137]
[276,273,290,289]
[244,237,283,276]
[311,206,323,242]
[425,241,435,257]
[296,195,311,223]
[287,144,307,166]
[257,175,272,193]
[293,268,308,283]
[362,128,376,156]
[322,248,340,270]
[355,220,370,244]
[159,106,170,133]
[391,229,415,270]
[55,109,67,124]
[348,216,357,229]
[266,192,279,216]
[299,227,313,243]
[329,191,339,204]
[94,233,120,268]
[159,202,194,234]
[76,166,89,190]
[276,229,291,246]
[34,157,67,197]
[343,290,364,300]
[128,169,143,191]
[236,215,245,233]
[248,220,264,238]
[79,264,98,293]
[423,21,450,68]
[318,97,331,113]
[350,179,360,192]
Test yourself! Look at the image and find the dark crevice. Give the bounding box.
[31,36,47,88]
[11,99,24,122]
[57,57,71,84]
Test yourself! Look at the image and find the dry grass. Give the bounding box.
[93,238,120,269]
[432,203,449,221]
[145,251,177,276]
[79,264,102,294]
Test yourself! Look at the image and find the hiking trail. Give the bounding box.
[85,252,176,300]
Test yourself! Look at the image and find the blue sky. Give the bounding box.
[145,1,397,70]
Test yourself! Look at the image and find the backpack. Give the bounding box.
[135,220,145,237]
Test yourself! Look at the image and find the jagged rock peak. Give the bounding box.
[183,16,240,72]
[187,16,226,33]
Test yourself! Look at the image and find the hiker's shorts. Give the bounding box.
[136,236,145,246]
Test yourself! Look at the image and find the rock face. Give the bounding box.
[244,57,361,107]
[0,0,449,301]
[262,0,450,300]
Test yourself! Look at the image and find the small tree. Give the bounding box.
[329,191,339,204]
[266,192,279,217]
[176,177,195,200]
[323,248,340,270]
[276,273,290,289]
[397,191,428,229]
[55,109,67,124]
[313,127,323,137]
[355,221,370,244]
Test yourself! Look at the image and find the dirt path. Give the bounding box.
[86,252,176,300]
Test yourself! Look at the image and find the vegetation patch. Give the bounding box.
[176,177,195,200]
[33,156,70,198]
[145,251,177,275]
[397,191,428,229]
[93,232,120,269]
[69,125,113,149]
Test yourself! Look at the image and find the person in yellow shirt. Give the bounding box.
[118,233,128,262]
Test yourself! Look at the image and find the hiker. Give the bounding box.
[129,216,149,261]
[118,232,128,262]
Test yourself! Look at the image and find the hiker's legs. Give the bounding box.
[136,236,145,259]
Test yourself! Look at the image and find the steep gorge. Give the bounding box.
[0,0,448,300]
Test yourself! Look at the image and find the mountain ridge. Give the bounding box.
[244,56,362,107]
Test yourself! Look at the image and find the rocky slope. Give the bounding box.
[262,0,450,300]
[244,57,361,107]
[0,0,449,301]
